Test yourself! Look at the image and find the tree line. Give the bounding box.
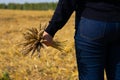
[0,3,57,10]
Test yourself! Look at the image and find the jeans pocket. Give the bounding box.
[79,18,106,40]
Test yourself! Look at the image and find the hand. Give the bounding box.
[42,31,53,46]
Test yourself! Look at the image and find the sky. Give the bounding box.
[0,0,58,4]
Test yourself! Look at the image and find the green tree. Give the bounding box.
[0,2,57,10]
[8,3,16,9]
[0,4,6,9]
[23,3,29,10]
[15,4,22,10]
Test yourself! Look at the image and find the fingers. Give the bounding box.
[42,31,53,46]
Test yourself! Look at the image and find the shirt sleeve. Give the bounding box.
[45,0,76,37]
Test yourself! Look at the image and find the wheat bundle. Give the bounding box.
[20,24,68,57]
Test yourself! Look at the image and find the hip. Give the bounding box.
[75,17,120,42]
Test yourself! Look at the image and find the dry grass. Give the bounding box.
[0,9,77,80]
[21,26,45,58]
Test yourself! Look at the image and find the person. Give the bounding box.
[42,0,120,80]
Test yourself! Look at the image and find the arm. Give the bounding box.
[45,0,76,37]
[42,0,76,46]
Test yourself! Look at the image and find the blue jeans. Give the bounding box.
[74,17,120,80]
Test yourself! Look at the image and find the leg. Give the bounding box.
[104,22,120,80]
[74,17,107,80]
[75,38,105,80]
[105,43,120,80]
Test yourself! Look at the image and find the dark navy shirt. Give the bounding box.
[45,0,120,37]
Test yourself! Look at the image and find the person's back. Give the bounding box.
[76,1,120,24]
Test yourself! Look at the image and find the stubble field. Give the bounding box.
[0,9,77,80]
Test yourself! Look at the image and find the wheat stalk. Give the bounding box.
[20,24,68,58]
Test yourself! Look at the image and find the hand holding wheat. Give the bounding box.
[20,24,69,58]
